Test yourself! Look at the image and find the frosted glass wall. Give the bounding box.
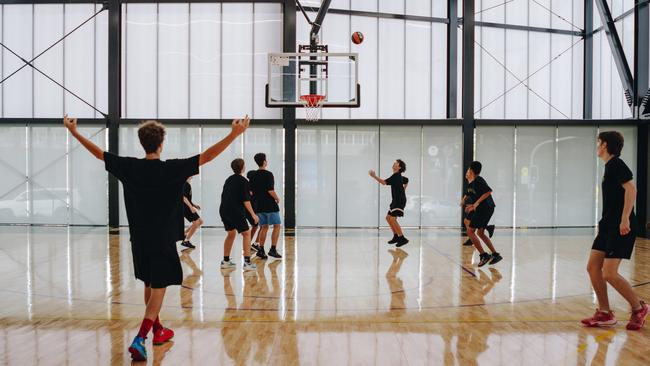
[474,0,584,119]
[122,3,282,119]
[0,125,107,225]
[296,126,337,227]
[476,125,637,228]
[296,9,447,119]
[336,126,379,227]
[475,126,515,227]
[296,124,638,228]
[1,4,108,118]
[592,4,636,119]
[297,125,463,228]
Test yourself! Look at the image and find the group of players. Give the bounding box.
[369,158,502,267]
[178,153,283,272]
[61,114,648,362]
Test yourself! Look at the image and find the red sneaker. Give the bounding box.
[152,327,174,345]
[626,301,649,331]
[581,309,617,327]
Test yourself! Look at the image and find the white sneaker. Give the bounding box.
[243,261,257,271]
[220,260,236,269]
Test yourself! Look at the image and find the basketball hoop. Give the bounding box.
[300,94,326,122]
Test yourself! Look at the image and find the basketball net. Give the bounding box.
[300,94,326,122]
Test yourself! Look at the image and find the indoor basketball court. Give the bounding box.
[0,0,649,365]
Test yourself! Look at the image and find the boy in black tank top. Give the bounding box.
[369,159,409,247]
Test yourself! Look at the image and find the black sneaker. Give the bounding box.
[489,252,502,265]
[487,225,495,238]
[256,246,268,260]
[251,243,261,253]
[478,253,492,267]
[268,247,282,259]
[181,241,196,249]
[388,234,399,244]
[396,236,409,247]
[462,238,474,246]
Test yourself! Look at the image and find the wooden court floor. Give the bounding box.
[0,226,648,365]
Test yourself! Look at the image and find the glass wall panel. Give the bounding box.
[34,5,64,118]
[189,3,221,119]
[514,126,556,227]
[378,126,421,227]
[158,4,189,118]
[475,126,515,227]
[422,126,463,227]
[296,126,336,227]
[337,126,379,227]
[557,126,597,226]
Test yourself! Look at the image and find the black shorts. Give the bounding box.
[220,209,249,233]
[469,206,494,229]
[184,208,200,223]
[592,224,636,259]
[131,241,183,288]
[387,206,405,217]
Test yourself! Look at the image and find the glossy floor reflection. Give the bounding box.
[0,226,649,365]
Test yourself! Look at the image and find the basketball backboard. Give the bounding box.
[266,52,360,108]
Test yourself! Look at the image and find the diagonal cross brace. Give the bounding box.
[0,4,108,118]
[0,3,107,86]
[594,0,635,110]
[310,0,331,38]
[0,43,107,118]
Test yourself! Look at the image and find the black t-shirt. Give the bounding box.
[104,152,200,244]
[220,174,251,216]
[467,176,495,209]
[600,157,635,227]
[183,182,193,204]
[385,172,409,208]
[249,169,279,213]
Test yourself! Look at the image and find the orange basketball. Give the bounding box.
[351,31,364,45]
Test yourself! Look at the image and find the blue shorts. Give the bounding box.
[258,211,282,226]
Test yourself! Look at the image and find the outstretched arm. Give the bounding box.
[63,115,104,161]
[199,115,250,166]
[368,170,387,185]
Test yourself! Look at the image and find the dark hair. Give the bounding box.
[231,158,245,174]
[254,153,266,167]
[138,120,166,154]
[469,161,482,175]
[598,131,624,156]
[396,159,406,173]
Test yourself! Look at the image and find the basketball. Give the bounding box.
[351,31,364,45]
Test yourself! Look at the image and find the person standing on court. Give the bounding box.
[582,131,648,330]
[463,161,502,267]
[249,153,283,259]
[180,175,203,249]
[219,158,259,271]
[369,159,410,247]
[63,114,250,361]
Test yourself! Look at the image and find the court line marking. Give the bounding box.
[0,280,648,314]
